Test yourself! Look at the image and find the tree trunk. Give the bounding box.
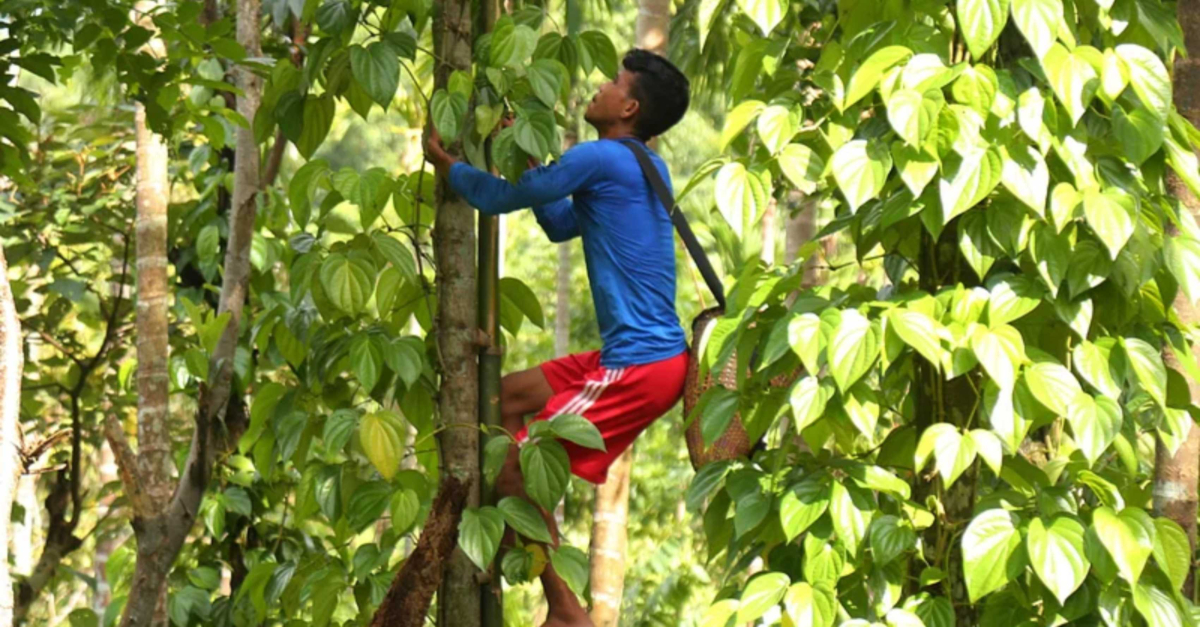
[587,448,632,627]
[111,2,262,624]
[433,0,481,625]
[761,197,777,265]
[0,241,25,627]
[1154,0,1200,598]
[588,5,671,625]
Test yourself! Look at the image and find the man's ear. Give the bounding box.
[621,98,640,122]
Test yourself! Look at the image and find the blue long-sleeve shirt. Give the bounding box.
[448,138,688,368]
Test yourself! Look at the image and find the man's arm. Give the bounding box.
[532,198,580,242]
[426,130,600,216]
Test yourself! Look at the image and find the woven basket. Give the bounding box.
[682,308,804,470]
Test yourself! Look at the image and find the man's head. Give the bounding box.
[584,49,690,141]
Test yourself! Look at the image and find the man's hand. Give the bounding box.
[425,128,457,177]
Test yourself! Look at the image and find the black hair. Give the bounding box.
[622,49,690,141]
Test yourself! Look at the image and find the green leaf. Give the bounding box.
[549,545,589,596]
[721,100,765,150]
[829,309,879,392]
[500,276,545,329]
[1166,236,1200,306]
[702,387,740,446]
[789,376,833,433]
[893,141,940,197]
[972,328,1019,390]
[1113,106,1164,165]
[1000,143,1048,214]
[952,65,998,114]
[459,507,506,571]
[1066,393,1122,466]
[887,89,941,147]
[842,383,880,438]
[1166,137,1200,199]
[829,481,873,556]
[1011,0,1063,58]
[737,572,790,623]
[757,105,800,155]
[549,414,605,451]
[359,410,404,480]
[917,423,976,486]
[988,274,1043,326]
[240,383,285,454]
[348,481,393,531]
[958,0,1011,59]
[292,95,333,159]
[431,89,468,142]
[1043,44,1098,125]
[782,582,837,627]
[350,334,383,391]
[833,140,892,214]
[1027,515,1089,603]
[780,477,830,542]
[1093,506,1154,584]
[351,43,399,108]
[491,21,539,69]
[316,0,355,34]
[777,143,825,194]
[513,110,557,159]
[313,464,342,521]
[1068,239,1113,298]
[788,313,823,375]
[390,488,420,533]
[288,159,329,227]
[578,31,618,78]
[323,409,358,454]
[1153,518,1190,593]
[1049,181,1080,233]
[888,309,945,367]
[1073,340,1121,397]
[1133,581,1187,627]
[697,0,727,50]
[962,509,1023,601]
[735,0,787,36]
[1122,337,1167,407]
[520,440,571,510]
[483,435,512,486]
[870,515,916,565]
[1117,44,1171,121]
[319,253,375,314]
[1082,188,1136,260]
[498,496,552,544]
[1025,361,1082,416]
[939,148,1002,222]
[845,46,913,109]
[527,59,564,108]
[715,162,768,235]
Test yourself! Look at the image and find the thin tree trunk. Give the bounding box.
[761,197,777,265]
[588,4,670,625]
[109,2,263,624]
[1154,0,1200,598]
[432,0,480,624]
[0,241,25,627]
[555,244,571,359]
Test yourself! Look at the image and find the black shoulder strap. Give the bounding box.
[620,140,727,311]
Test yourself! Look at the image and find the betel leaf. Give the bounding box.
[513,110,558,159]
[780,476,830,542]
[1133,581,1187,627]
[788,312,823,375]
[962,508,1023,601]
[550,545,589,596]
[1011,0,1063,58]
[1082,188,1136,260]
[1122,337,1167,407]
[715,162,769,236]
[777,143,825,194]
[519,439,571,510]
[832,140,893,214]
[829,480,874,556]
[757,104,800,155]
[1072,340,1121,397]
[349,333,383,391]
[1152,517,1190,593]
[1165,236,1200,306]
[1092,506,1154,584]
[359,409,404,480]
[458,507,505,571]
[297,95,335,159]
[939,148,1002,223]
[350,42,399,108]
[870,515,917,565]
[893,140,940,197]
[319,253,375,314]
[1026,515,1089,604]
[789,375,834,433]
[958,0,1011,60]
[782,582,837,627]
[1116,44,1171,121]
[430,89,468,142]
[1065,393,1122,466]
[1000,142,1048,215]
[828,309,879,392]
[844,46,913,109]
[887,89,940,147]
[888,308,945,367]
[527,59,564,108]
[1025,361,1082,416]
[721,100,766,150]
[1042,43,1098,125]
[1113,105,1164,165]
[916,423,976,487]
[735,0,787,36]
[737,572,790,623]
[548,413,605,451]
[497,496,552,544]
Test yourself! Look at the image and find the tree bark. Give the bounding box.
[370,477,470,627]
[110,2,263,625]
[432,0,481,625]
[587,6,671,625]
[0,241,25,627]
[1154,0,1200,598]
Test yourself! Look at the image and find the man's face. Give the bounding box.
[584,69,639,128]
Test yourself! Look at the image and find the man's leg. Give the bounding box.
[495,368,593,626]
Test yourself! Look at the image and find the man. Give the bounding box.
[426,49,690,627]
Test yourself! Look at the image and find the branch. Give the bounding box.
[261,130,286,189]
[102,415,148,517]
[33,330,84,368]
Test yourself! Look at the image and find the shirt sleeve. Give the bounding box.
[446,142,604,216]
[531,198,580,242]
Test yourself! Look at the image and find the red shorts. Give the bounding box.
[515,350,688,484]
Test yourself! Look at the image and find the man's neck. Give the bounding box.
[595,123,642,141]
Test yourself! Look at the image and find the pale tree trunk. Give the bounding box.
[0,242,25,627]
[588,3,671,626]
[107,2,263,625]
[1155,0,1200,599]
[785,192,825,289]
[432,0,481,625]
[761,198,777,265]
